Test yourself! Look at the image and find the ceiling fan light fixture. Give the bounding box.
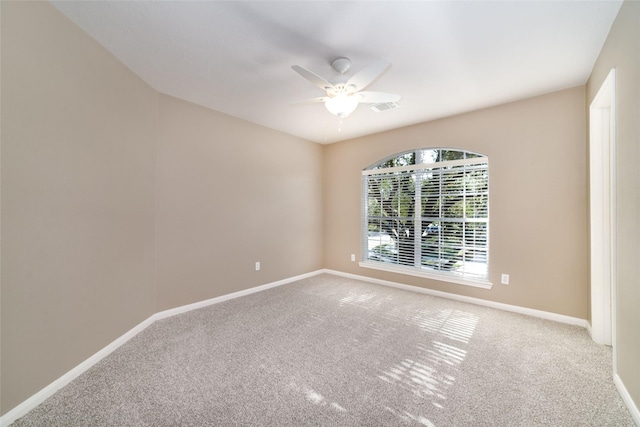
[325,94,358,118]
[292,57,398,121]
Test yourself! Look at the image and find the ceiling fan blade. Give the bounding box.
[291,65,334,92]
[356,91,401,104]
[293,96,329,105]
[346,58,391,92]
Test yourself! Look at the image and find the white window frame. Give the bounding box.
[360,149,492,289]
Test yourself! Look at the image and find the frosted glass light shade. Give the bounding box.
[325,94,358,118]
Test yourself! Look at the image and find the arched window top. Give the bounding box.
[366,148,485,171]
[361,147,490,287]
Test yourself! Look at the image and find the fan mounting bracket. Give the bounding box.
[331,57,351,75]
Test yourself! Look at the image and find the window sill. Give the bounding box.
[358,261,493,289]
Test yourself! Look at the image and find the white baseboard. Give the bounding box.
[585,320,593,338]
[323,269,589,328]
[151,270,323,321]
[615,374,640,426]
[0,316,156,427]
[0,270,324,427]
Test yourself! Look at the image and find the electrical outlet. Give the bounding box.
[351,254,356,262]
[501,274,510,285]
[255,262,261,271]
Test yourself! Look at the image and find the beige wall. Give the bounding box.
[587,0,640,412]
[156,95,323,310]
[0,1,324,415]
[3,0,635,420]
[324,87,588,318]
[1,1,158,414]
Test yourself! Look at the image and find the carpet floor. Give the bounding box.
[12,274,635,426]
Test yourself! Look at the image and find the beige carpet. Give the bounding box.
[12,274,635,426]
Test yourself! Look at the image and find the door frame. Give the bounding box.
[589,68,616,352]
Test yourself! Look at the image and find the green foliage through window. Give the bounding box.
[363,148,489,281]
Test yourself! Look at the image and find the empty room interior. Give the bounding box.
[1,1,639,425]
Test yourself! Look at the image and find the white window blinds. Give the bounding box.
[362,150,489,284]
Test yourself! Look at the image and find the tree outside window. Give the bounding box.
[363,148,489,283]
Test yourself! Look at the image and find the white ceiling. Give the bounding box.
[51,1,622,144]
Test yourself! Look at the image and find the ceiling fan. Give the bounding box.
[292,57,401,118]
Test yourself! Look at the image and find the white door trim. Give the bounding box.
[589,68,616,351]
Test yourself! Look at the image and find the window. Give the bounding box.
[361,148,490,288]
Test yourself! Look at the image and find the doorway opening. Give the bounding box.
[589,68,616,349]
